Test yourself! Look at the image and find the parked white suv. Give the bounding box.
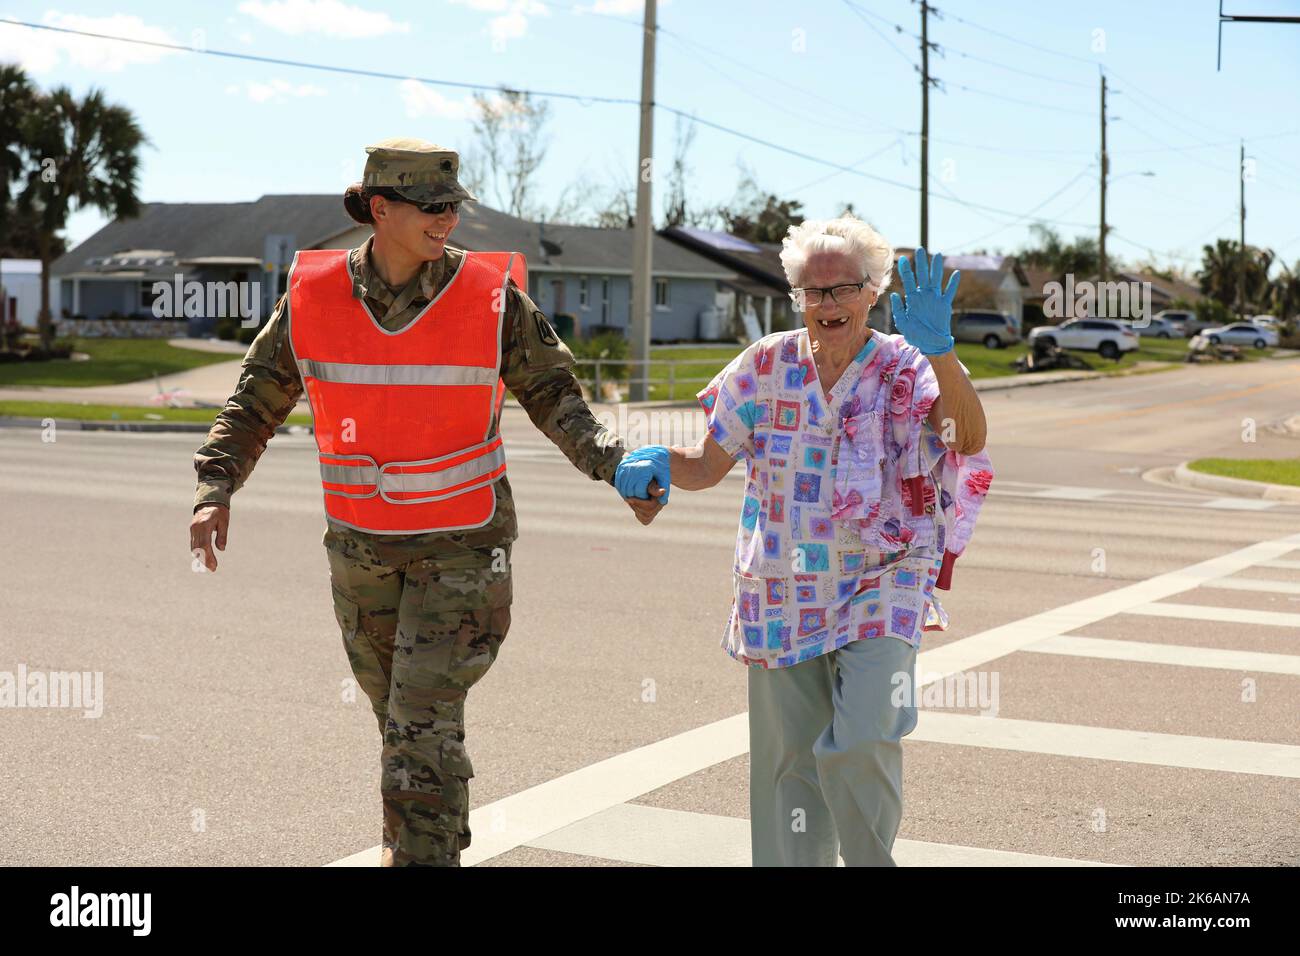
[1028,318,1140,360]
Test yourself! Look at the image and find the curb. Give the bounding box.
[0,415,311,435]
[0,362,1180,427]
[1173,461,1300,503]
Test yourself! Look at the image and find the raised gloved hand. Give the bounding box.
[614,445,671,504]
[889,247,960,356]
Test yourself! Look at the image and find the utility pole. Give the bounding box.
[1238,139,1246,320]
[919,0,930,249]
[628,0,656,402]
[1099,71,1108,283]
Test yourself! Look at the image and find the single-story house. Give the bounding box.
[53,196,738,342]
[658,225,795,338]
[51,195,357,336]
[884,250,1029,333]
[322,203,737,342]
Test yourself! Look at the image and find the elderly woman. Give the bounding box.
[617,215,994,866]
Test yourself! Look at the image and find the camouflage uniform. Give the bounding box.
[193,155,627,864]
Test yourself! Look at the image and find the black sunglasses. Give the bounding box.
[400,198,461,215]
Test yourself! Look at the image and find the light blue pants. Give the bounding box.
[747,636,919,867]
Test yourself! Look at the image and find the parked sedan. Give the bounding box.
[1028,318,1140,360]
[1122,317,1179,339]
[1153,309,1200,337]
[1202,323,1279,349]
[954,311,1021,348]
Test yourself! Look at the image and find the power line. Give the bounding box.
[0,18,641,106]
[790,139,903,192]
[949,81,1095,117]
[952,165,1098,248]
[937,5,1101,66]
[657,29,898,136]
[657,103,1095,227]
[840,0,921,72]
[945,48,1093,89]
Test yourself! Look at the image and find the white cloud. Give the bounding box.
[448,0,550,45]
[0,11,181,74]
[572,0,669,15]
[237,0,410,38]
[399,80,474,120]
[227,78,328,103]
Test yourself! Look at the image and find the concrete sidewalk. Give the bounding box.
[0,337,308,409]
[0,342,1173,411]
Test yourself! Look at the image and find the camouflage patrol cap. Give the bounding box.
[362,137,478,203]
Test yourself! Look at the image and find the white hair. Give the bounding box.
[779,214,894,294]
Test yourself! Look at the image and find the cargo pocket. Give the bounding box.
[331,586,360,643]
[439,736,475,780]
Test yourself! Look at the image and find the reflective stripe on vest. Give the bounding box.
[317,436,507,502]
[287,247,527,533]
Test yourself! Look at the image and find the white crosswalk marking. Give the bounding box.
[1023,633,1300,675]
[1199,497,1278,510]
[526,803,1119,867]
[1125,602,1300,627]
[912,713,1300,778]
[327,531,1300,867]
[1201,576,1300,595]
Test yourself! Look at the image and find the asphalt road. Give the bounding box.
[1,355,1297,866]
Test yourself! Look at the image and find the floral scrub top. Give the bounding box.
[698,327,994,669]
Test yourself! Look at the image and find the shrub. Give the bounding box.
[568,330,629,382]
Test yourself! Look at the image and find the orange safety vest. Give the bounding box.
[287,247,527,534]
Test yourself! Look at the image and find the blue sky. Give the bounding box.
[3,0,1299,273]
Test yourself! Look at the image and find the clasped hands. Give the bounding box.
[614,445,670,526]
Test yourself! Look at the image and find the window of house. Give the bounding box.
[654,277,670,309]
[601,277,610,323]
[579,277,589,309]
[139,280,163,314]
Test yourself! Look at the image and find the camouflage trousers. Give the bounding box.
[325,535,511,867]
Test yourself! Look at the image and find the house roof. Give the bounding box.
[659,225,788,292]
[1105,270,1204,304]
[893,248,1030,289]
[53,194,356,276]
[57,195,734,281]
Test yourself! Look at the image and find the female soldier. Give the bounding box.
[189,138,666,866]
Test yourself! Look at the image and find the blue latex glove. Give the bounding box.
[889,247,960,356]
[614,445,671,504]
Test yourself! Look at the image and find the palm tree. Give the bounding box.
[0,66,37,221]
[1197,238,1274,317]
[1019,224,1105,278]
[15,81,146,349]
[1196,238,1239,307]
[1268,260,1300,325]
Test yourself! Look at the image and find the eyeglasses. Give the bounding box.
[401,198,461,216]
[789,278,871,311]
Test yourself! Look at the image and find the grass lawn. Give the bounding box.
[0,337,239,387]
[0,399,312,426]
[633,335,1205,400]
[1187,457,1300,487]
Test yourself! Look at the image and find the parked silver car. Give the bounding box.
[954,311,1021,348]
[1202,323,1279,349]
[1123,317,1178,339]
[1153,309,1201,337]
